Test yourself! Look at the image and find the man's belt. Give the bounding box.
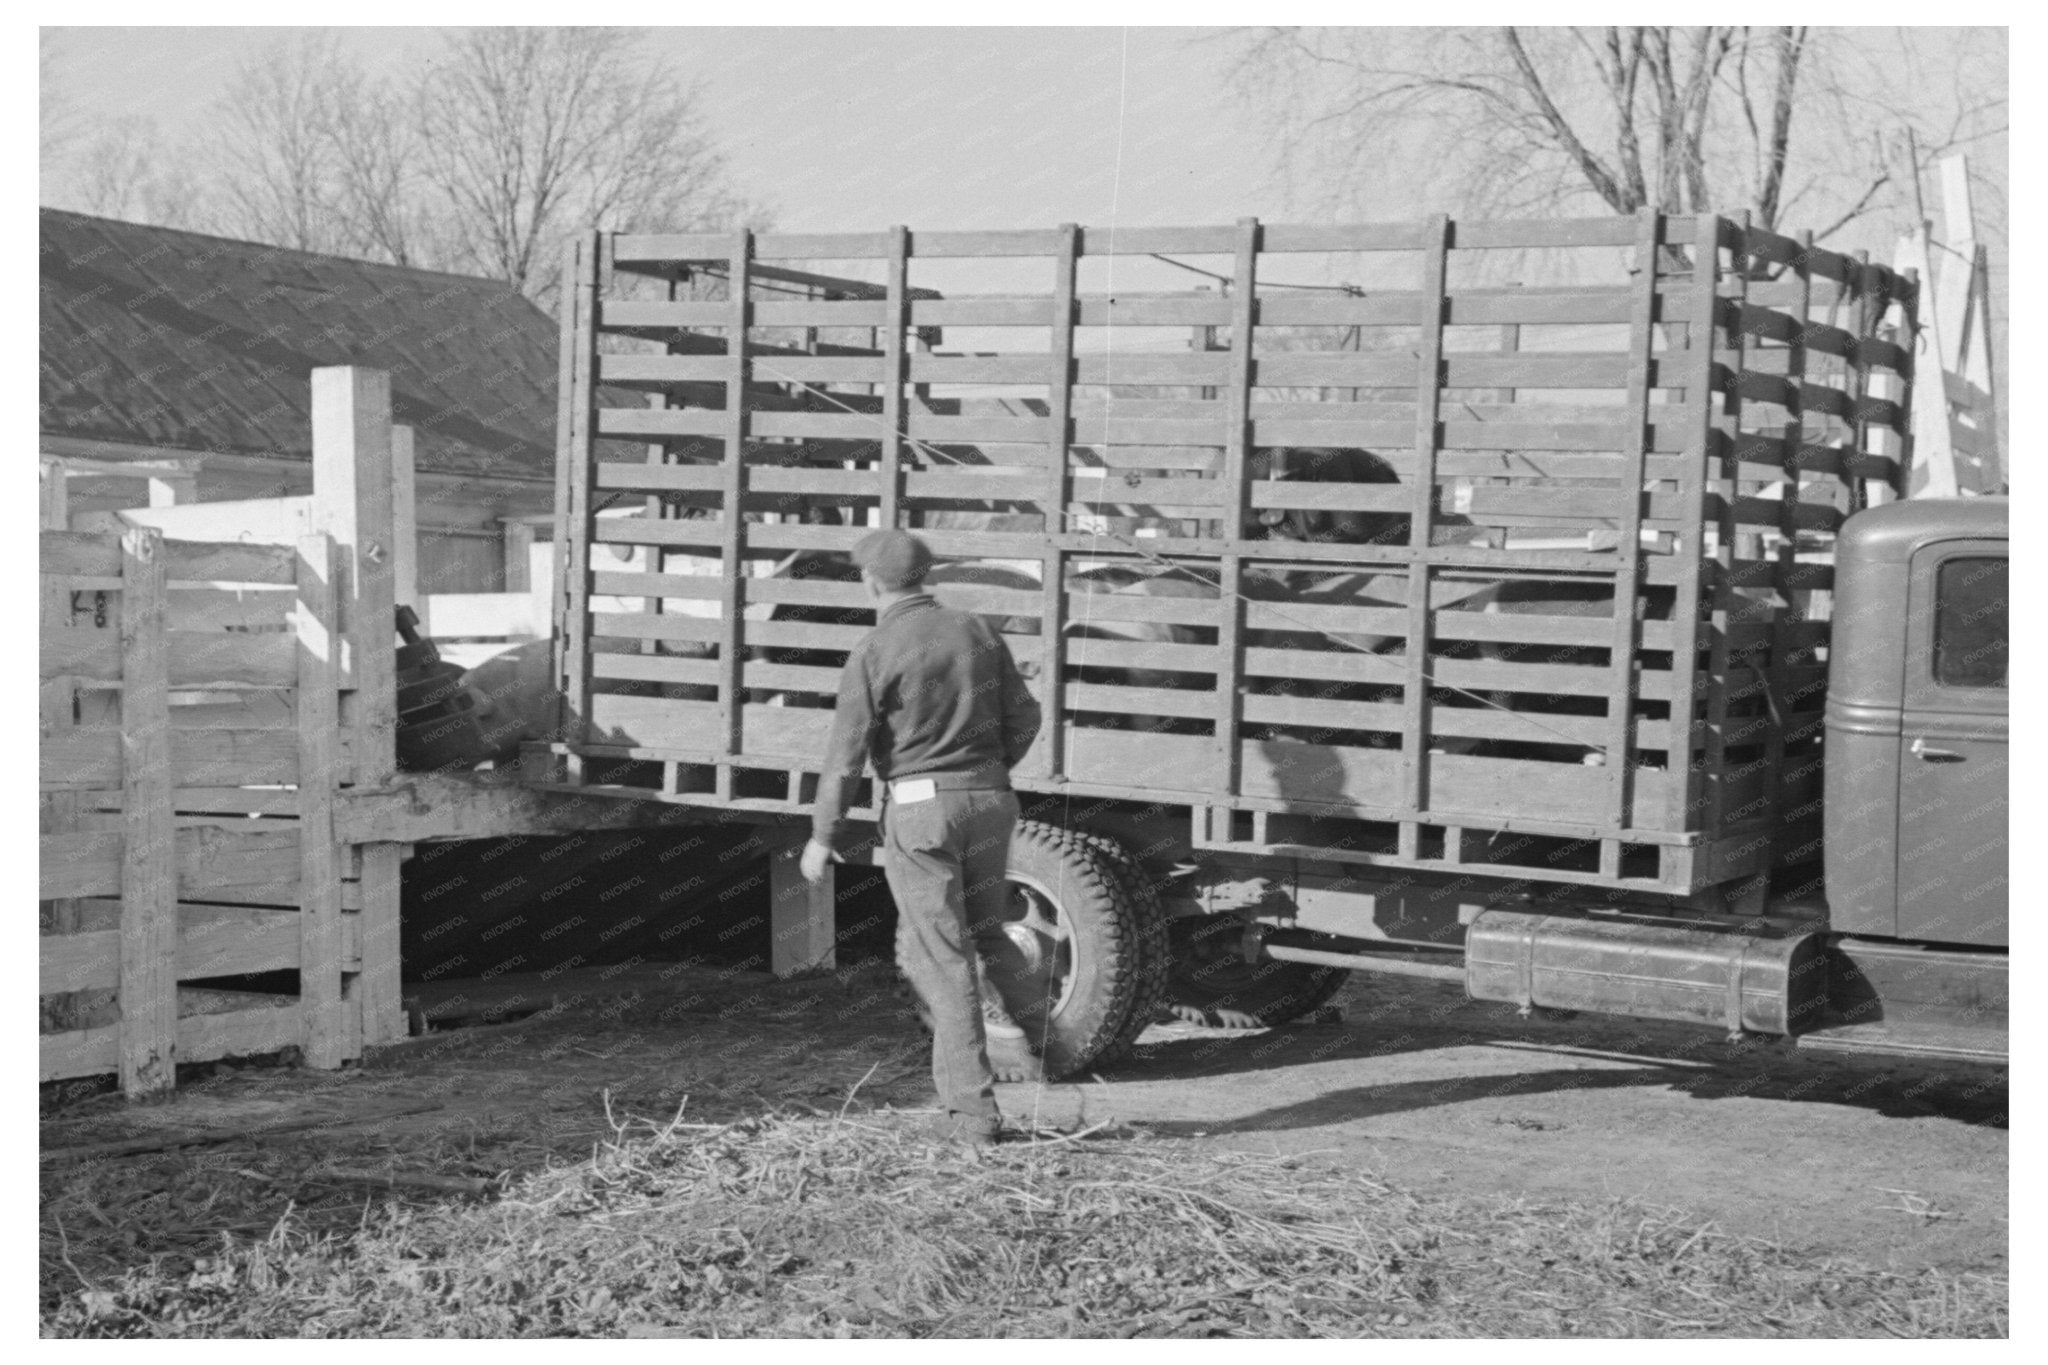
[886,770,1010,803]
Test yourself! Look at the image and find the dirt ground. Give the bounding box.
[43,959,2006,1301]
[1044,976,2009,1276]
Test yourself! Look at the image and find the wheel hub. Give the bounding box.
[986,875,1078,1021]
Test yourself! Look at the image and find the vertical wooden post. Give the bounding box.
[391,424,422,627]
[1701,216,1752,840]
[1398,215,1451,851]
[296,533,346,1068]
[1746,228,1815,900]
[41,456,70,531]
[1037,224,1079,782]
[879,226,911,531]
[556,234,601,770]
[1665,215,1726,836]
[312,365,403,1046]
[1894,229,1956,498]
[1600,209,1661,837]
[1890,266,1921,506]
[503,518,537,595]
[1214,218,1259,801]
[1968,243,2001,489]
[769,840,835,978]
[713,230,754,802]
[118,526,176,1096]
[41,459,82,958]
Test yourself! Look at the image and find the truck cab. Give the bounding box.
[1806,496,2008,1060]
[1825,496,2008,946]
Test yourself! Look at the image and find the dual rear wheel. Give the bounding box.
[966,821,1348,1078]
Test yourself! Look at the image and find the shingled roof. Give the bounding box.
[40,209,560,479]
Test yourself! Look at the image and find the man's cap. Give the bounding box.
[852,529,934,589]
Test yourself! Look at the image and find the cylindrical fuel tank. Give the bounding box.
[1464,909,1827,1036]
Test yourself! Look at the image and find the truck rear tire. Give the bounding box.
[982,820,1166,1078]
[1075,831,1172,1062]
[1164,914,1350,1028]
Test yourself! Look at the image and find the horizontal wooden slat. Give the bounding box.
[43,726,304,788]
[43,532,299,586]
[599,352,734,385]
[903,469,1045,502]
[899,415,1053,448]
[1075,296,1229,328]
[40,905,360,994]
[1452,217,1642,249]
[745,618,868,651]
[41,831,125,899]
[911,298,1053,328]
[591,517,726,549]
[597,408,728,442]
[1065,681,1215,719]
[753,355,889,386]
[101,497,313,547]
[43,626,297,687]
[177,1003,302,1066]
[77,787,303,817]
[41,827,302,902]
[38,997,313,1079]
[1258,222,1436,253]
[1065,635,1217,675]
[592,652,719,686]
[588,610,723,643]
[1075,353,1231,387]
[910,229,1068,258]
[741,660,845,694]
[588,694,721,750]
[910,354,1055,385]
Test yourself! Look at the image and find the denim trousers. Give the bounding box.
[882,785,1020,1122]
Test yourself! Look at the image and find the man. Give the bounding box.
[800,530,1044,1146]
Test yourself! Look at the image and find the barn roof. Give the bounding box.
[39,209,562,480]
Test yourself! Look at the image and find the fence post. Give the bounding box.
[297,533,348,1067]
[41,460,83,984]
[391,424,423,630]
[118,526,176,1096]
[312,366,404,1047]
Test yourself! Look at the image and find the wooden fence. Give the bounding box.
[40,367,406,1095]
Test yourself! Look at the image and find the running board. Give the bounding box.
[1796,1019,2007,1065]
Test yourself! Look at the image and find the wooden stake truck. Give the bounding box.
[527,212,2008,1070]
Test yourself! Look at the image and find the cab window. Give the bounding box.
[1934,557,2007,689]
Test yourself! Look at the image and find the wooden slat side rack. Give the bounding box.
[534,213,1915,897]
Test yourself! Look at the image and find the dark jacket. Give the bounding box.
[811,593,1042,850]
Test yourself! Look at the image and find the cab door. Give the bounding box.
[1896,545,2008,945]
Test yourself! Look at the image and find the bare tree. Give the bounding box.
[417,28,748,309]
[183,27,756,311]
[321,63,442,268]
[213,31,353,253]
[71,116,208,230]
[40,32,81,173]
[1224,26,2006,243]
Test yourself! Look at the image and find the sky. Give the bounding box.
[41,26,1283,235]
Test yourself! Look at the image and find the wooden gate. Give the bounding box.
[40,367,406,1094]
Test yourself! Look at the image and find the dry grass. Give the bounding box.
[42,1087,2006,1339]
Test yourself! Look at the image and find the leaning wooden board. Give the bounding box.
[541,212,1911,895]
